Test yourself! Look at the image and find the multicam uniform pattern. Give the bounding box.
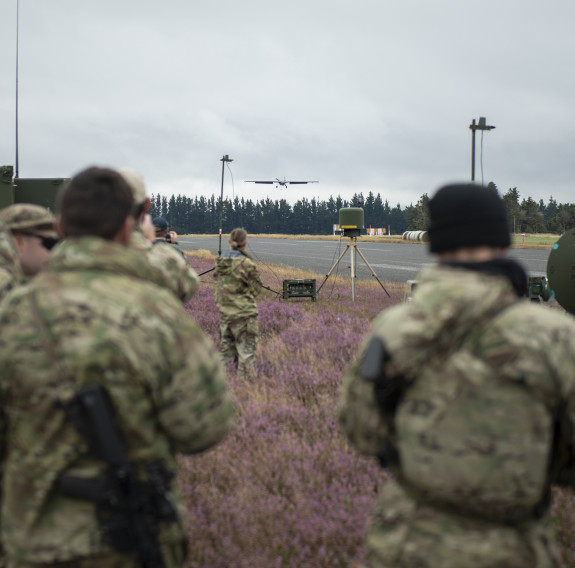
[0,220,23,302]
[130,226,198,302]
[339,264,575,568]
[0,237,234,565]
[152,237,187,261]
[214,250,262,379]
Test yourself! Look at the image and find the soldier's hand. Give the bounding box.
[167,231,178,244]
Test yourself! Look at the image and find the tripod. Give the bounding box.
[317,236,391,301]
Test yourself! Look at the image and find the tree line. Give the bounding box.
[148,184,573,236]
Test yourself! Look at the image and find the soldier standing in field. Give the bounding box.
[339,183,575,568]
[214,228,262,380]
[0,166,234,567]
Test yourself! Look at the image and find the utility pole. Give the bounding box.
[469,117,495,182]
[218,154,233,256]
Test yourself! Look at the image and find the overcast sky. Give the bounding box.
[1,0,574,208]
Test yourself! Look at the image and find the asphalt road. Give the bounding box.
[179,236,551,284]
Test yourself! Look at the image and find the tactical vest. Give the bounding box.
[365,302,561,524]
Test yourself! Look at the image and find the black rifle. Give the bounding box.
[55,385,178,568]
[361,337,406,468]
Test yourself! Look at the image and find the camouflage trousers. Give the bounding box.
[8,541,187,568]
[220,315,259,379]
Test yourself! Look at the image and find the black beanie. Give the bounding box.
[427,183,510,253]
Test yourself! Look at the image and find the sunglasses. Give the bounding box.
[21,232,60,251]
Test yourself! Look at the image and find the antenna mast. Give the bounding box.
[15,0,20,178]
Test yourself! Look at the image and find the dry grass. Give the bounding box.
[186,249,408,298]
[183,248,215,258]
[182,233,561,249]
[182,233,408,243]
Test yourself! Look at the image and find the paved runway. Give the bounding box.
[179,236,551,284]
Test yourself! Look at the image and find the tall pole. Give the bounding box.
[218,154,233,256]
[470,119,476,183]
[469,117,495,183]
[350,238,356,301]
[15,0,20,178]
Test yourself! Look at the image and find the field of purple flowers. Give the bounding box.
[180,251,575,568]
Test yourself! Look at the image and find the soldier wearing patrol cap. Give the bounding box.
[0,203,58,289]
[339,183,575,568]
[0,219,23,302]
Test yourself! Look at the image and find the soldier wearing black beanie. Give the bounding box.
[427,183,511,254]
[339,180,575,568]
[426,182,526,296]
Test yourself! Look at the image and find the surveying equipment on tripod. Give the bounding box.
[317,208,391,301]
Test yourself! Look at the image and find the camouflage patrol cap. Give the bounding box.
[0,203,55,232]
[118,168,147,205]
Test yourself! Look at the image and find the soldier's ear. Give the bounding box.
[55,216,65,238]
[114,217,135,247]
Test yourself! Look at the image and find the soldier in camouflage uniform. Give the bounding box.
[0,220,23,302]
[0,204,58,302]
[119,168,198,302]
[152,217,187,260]
[214,228,262,379]
[0,167,234,567]
[339,183,575,568]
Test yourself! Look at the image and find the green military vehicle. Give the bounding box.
[0,165,68,211]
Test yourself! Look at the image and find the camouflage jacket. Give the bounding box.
[0,221,23,303]
[130,226,198,302]
[339,264,575,568]
[213,251,262,321]
[152,237,186,260]
[0,237,234,563]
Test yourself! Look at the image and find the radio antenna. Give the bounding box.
[15,0,20,178]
